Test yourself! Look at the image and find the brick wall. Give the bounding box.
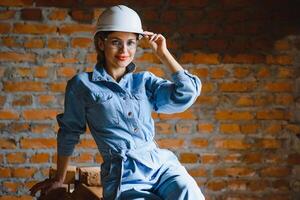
[1,0,300,199]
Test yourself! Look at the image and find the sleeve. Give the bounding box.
[145,69,202,114]
[56,79,86,156]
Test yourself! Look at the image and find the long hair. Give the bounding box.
[93,31,111,65]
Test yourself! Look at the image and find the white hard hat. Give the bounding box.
[95,5,144,36]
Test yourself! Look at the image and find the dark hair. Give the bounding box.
[93,31,140,64]
[94,31,112,64]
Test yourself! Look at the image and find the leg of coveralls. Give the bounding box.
[154,165,205,200]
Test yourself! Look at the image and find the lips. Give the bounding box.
[115,55,129,61]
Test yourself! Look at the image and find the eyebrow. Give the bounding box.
[108,37,137,40]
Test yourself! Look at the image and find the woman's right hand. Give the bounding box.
[29,178,64,196]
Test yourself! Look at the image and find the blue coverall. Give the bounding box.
[57,62,205,200]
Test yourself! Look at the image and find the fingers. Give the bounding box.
[29,179,51,196]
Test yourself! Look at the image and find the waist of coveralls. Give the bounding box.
[99,141,159,169]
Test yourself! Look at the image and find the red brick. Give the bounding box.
[3,181,19,193]
[0,10,16,20]
[20,138,56,149]
[220,123,240,134]
[234,67,251,78]
[0,52,35,62]
[274,40,291,51]
[179,152,199,163]
[0,95,5,106]
[213,167,255,177]
[71,37,92,48]
[135,52,161,64]
[48,9,68,20]
[194,53,220,64]
[264,82,293,92]
[72,152,94,163]
[143,67,163,77]
[240,124,259,134]
[236,96,254,106]
[215,111,254,120]
[38,95,56,105]
[201,83,215,93]
[288,153,300,165]
[220,82,257,92]
[2,37,21,47]
[275,94,293,105]
[48,38,68,49]
[4,81,45,92]
[188,167,207,177]
[0,167,11,178]
[159,109,196,120]
[191,138,209,148]
[266,55,293,65]
[207,180,226,191]
[155,122,172,134]
[15,67,31,77]
[0,139,16,149]
[6,152,26,164]
[157,138,184,148]
[256,67,270,78]
[49,82,67,92]
[12,95,32,106]
[182,23,218,34]
[0,23,11,33]
[21,8,42,21]
[175,123,192,134]
[22,109,59,120]
[0,110,19,120]
[260,167,290,177]
[210,67,228,79]
[258,139,282,149]
[71,9,93,22]
[59,24,95,35]
[46,54,78,64]
[8,122,30,133]
[12,167,36,178]
[197,123,214,133]
[264,124,282,135]
[277,67,295,78]
[0,0,33,6]
[196,96,218,105]
[224,153,242,163]
[272,180,290,192]
[201,153,219,164]
[57,67,77,78]
[31,123,53,134]
[244,153,262,164]
[223,54,264,64]
[215,139,251,150]
[227,179,247,191]
[30,153,50,163]
[77,139,97,149]
[207,39,227,51]
[36,0,77,7]
[264,153,284,164]
[13,23,56,34]
[190,68,209,78]
[257,109,290,120]
[33,66,48,78]
[86,53,97,63]
[24,38,44,48]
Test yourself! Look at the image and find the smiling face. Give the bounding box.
[98,32,138,71]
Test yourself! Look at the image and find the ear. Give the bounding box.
[98,39,104,51]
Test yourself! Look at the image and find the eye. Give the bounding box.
[127,40,137,47]
[111,39,121,46]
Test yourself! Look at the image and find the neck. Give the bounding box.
[104,64,126,82]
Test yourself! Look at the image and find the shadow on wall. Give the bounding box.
[138,0,300,55]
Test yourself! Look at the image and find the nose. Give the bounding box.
[119,43,128,53]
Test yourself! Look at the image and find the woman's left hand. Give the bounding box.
[142,31,168,59]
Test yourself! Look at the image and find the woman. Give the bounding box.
[30,5,205,200]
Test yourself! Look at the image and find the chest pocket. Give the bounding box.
[86,92,119,128]
[132,92,152,123]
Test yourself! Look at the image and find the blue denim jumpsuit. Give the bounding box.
[57,62,205,200]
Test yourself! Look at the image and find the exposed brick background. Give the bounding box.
[1,0,300,199]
